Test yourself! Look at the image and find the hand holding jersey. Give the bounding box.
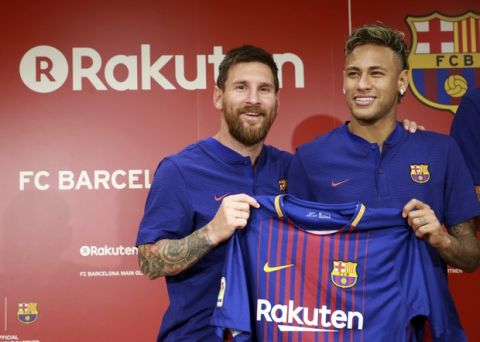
[403,198,480,272]
[402,198,446,246]
[206,194,260,246]
[211,195,468,341]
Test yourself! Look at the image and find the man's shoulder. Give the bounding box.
[296,126,343,154]
[459,88,480,111]
[464,88,480,102]
[151,140,211,177]
[407,129,455,145]
[263,144,293,160]
[165,140,208,162]
[400,130,464,160]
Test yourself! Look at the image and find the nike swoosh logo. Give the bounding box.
[330,179,351,188]
[214,193,230,201]
[263,261,294,273]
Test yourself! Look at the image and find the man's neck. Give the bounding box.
[213,131,264,165]
[347,117,397,151]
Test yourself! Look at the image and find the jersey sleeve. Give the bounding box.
[136,157,193,245]
[287,151,314,200]
[450,93,480,185]
[210,232,252,341]
[443,138,480,227]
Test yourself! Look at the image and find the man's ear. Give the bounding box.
[213,85,222,110]
[398,69,409,95]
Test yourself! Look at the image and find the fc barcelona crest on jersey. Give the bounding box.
[331,260,358,289]
[17,302,38,324]
[410,164,431,184]
[406,12,480,114]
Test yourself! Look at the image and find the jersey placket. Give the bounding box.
[371,143,390,202]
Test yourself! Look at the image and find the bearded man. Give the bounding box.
[135,45,292,341]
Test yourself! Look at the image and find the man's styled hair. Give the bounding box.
[216,45,279,93]
[345,24,410,71]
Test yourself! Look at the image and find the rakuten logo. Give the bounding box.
[80,245,138,257]
[257,299,364,332]
[19,45,304,93]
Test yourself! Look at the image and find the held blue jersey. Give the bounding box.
[210,195,466,342]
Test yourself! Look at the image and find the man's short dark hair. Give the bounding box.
[216,45,279,93]
[345,24,410,71]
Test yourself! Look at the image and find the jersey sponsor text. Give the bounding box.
[256,299,364,333]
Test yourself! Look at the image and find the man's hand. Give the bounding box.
[138,194,260,278]
[402,198,480,271]
[402,119,425,133]
[206,194,260,245]
[402,198,449,249]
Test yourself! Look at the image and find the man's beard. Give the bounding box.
[224,104,277,146]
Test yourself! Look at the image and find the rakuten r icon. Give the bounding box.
[19,45,305,93]
[19,45,69,93]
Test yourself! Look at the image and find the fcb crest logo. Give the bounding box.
[17,302,38,324]
[406,12,480,114]
[331,260,358,289]
[410,164,430,184]
[278,178,287,193]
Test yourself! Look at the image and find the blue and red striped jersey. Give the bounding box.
[211,195,466,342]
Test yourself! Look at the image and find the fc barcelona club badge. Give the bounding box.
[331,260,358,289]
[406,12,480,114]
[17,302,39,324]
[410,164,431,184]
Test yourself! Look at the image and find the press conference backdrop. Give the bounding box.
[1,1,479,341]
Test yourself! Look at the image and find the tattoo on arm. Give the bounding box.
[448,222,467,236]
[443,219,480,272]
[138,228,214,279]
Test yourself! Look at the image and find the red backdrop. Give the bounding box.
[1,1,479,341]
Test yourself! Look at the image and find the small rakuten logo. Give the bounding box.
[80,245,138,257]
[19,45,305,93]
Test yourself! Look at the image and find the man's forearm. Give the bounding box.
[137,227,214,279]
[438,220,480,272]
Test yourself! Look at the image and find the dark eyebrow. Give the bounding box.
[232,80,274,88]
[345,65,387,72]
[345,66,360,72]
[259,82,274,88]
[368,66,387,71]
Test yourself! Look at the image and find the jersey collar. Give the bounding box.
[341,121,406,148]
[201,137,254,165]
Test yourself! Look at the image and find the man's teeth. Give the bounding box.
[355,97,374,105]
